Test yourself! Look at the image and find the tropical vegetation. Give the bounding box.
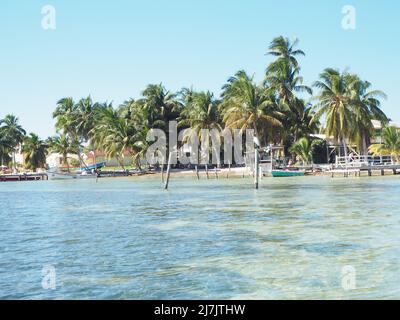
[0,36,392,171]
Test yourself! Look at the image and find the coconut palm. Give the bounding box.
[289,137,313,165]
[48,134,79,172]
[100,117,136,170]
[313,68,354,160]
[179,91,222,135]
[347,74,388,154]
[0,114,26,172]
[369,126,400,163]
[53,97,76,134]
[221,71,282,145]
[22,133,48,172]
[179,90,222,165]
[141,84,182,131]
[267,36,305,70]
[0,129,12,166]
[265,37,311,104]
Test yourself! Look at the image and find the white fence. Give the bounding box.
[335,155,394,168]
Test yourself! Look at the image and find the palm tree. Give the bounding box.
[141,84,182,132]
[267,36,305,70]
[265,37,312,151]
[53,97,76,134]
[22,133,48,172]
[313,68,354,160]
[179,90,222,165]
[0,114,26,172]
[265,37,311,104]
[0,128,12,166]
[347,74,388,154]
[48,134,79,172]
[369,126,400,163]
[221,71,282,145]
[289,137,313,165]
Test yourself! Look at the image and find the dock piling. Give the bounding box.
[164,152,173,190]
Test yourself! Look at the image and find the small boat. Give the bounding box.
[271,170,305,177]
[46,168,97,180]
[78,162,106,172]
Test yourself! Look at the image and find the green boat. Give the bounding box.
[271,170,305,177]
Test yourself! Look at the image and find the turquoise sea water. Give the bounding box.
[1,175,400,299]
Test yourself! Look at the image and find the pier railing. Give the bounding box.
[335,155,394,168]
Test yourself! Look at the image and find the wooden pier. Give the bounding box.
[0,173,48,182]
[330,155,400,177]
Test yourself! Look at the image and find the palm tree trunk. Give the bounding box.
[342,135,348,166]
[252,121,261,146]
[12,150,16,173]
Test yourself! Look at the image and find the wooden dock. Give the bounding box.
[330,164,400,177]
[0,173,48,182]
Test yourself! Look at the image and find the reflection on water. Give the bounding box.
[0,176,400,299]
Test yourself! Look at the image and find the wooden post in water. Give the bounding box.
[161,163,165,183]
[205,165,209,179]
[214,166,218,179]
[195,165,200,180]
[164,152,173,190]
[254,148,260,189]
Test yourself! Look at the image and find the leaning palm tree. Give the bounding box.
[369,126,400,163]
[0,114,26,172]
[22,133,48,172]
[221,71,282,145]
[289,137,313,165]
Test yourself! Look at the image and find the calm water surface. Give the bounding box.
[1,175,400,299]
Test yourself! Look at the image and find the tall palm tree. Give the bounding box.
[221,71,282,145]
[47,134,79,172]
[53,97,76,134]
[265,37,311,104]
[22,133,48,172]
[267,36,305,70]
[141,84,182,132]
[0,128,12,166]
[179,90,222,165]
[347,74,388,154]
[265,36,312,151]
[369,126,400,163]
[0,114,26,172]
[313,68,354,160]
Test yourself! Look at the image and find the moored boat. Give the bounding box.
[46,168,97,180]
[271,170,305,177]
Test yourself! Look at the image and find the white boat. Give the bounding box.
[47,168,97,180]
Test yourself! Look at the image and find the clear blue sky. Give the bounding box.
[0,0,399,138]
